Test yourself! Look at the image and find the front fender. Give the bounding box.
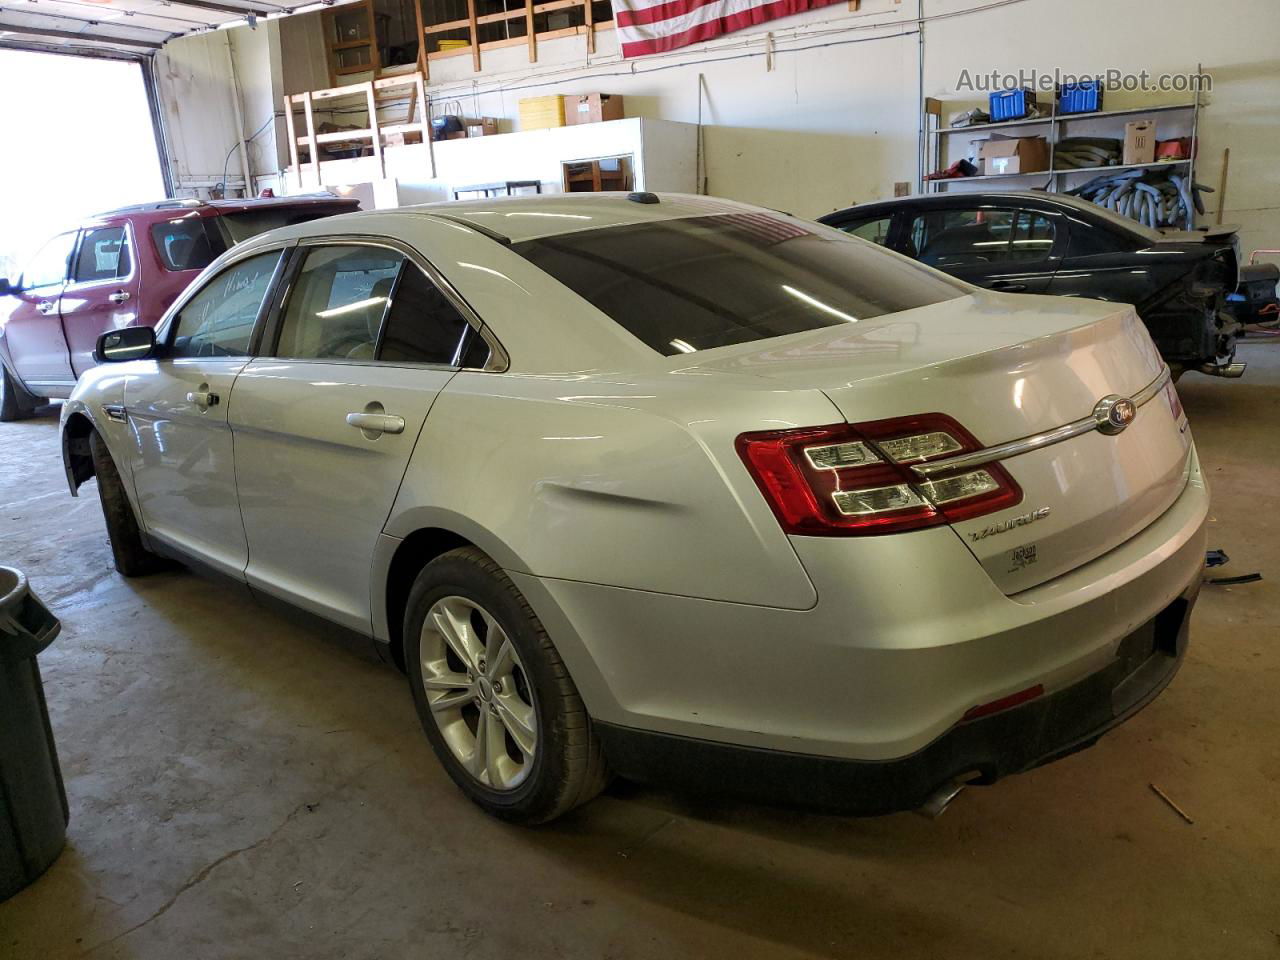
[60,398,106,495]
[60,364,131,495]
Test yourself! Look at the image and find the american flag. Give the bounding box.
[611,0,842,58]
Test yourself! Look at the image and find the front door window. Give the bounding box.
[21,233,76,290]
[170,252,282,358]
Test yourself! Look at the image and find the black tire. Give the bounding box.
[88,431,165,577]
[0,364,40,422]
[405,547,609,824]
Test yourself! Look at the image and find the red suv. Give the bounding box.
[0,194,358,420]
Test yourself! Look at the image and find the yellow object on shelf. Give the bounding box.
[519,95,566,131]
[438,39,469,51]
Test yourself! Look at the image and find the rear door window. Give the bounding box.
[378,263,471,366]
[513,212,965,356]
[151,218,227,271]
[910,208,1056,266]
[72,226,131,283]
[171,251,282,359]
[273,245,472,365]
[275,246,402,360]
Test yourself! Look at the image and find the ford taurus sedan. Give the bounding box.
[60,194,1208,824]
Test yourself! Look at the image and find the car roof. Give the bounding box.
[824,190,1100,214]
[259,193,765,245]
[820,190,1164,241]
[90,194,358,223]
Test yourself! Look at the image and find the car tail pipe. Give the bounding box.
[916,778,969,819]
[1197,361,1247,378]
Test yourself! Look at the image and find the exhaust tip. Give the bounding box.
[1198,361,1247,378]
[916,778,967,819]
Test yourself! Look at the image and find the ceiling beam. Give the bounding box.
[30,0,217,30]
[0,36,145,59]
[155,0,291,15]
[0,7,174,38]
[0,21,165,48]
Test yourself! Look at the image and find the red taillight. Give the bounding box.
[735,415,1022,536]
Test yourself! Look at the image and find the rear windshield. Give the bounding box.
[512,213,967,356]
[215,208,345,245]
[150,206,352,273]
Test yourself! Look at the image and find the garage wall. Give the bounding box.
[921,0,1280,260]
[420,2,920,217]
[155,23,286,197]
[153,0,1280,254]
[229,22,286,175]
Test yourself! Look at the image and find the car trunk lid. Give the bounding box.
[688,292,1192,593]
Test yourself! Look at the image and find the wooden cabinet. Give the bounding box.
[324,2,382,81]
[562,155,632,192]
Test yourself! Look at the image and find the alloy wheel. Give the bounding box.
[419,595,538,790]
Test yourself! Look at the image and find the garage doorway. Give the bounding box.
[0,50,165,279]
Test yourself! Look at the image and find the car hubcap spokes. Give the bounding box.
[420,596,537,791]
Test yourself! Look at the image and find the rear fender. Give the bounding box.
[1139,252,1235,363]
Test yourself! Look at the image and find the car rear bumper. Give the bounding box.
[595,582,1196,815]
[512,443,1208,763]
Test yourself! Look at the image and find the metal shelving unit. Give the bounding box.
[923,90,1204,227]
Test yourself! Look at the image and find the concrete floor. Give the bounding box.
[1,341,1277,960]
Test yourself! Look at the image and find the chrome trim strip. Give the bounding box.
[911,366,1172,478]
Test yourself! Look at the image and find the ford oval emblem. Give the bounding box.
[1093,395,1137,435]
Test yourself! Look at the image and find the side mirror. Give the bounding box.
[96,326,156,363]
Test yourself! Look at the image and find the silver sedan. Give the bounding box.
[61,194,1207,823]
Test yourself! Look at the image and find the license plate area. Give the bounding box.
[1115,621,1158,681]
[1111,596,1189,715]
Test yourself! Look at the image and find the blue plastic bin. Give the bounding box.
[1059,81,1104,115]
[988,88,1038,122]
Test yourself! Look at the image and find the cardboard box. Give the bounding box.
[465,117,499,138]
[978,136,1049,176]
[563,93,624,126]
[383,130,424,147]
[1123,120,1156,165]
[519,96,565,131]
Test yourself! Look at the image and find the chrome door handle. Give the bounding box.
[185,387,220,410]
[108,290,131,304]
[36,300,55,315]
[990,281,1028,293]
[346,412,405,435]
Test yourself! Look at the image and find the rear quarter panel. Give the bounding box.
[386,370,840,610]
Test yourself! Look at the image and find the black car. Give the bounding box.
[818,191,1243,378]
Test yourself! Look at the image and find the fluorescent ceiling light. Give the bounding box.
[316,296,385,319]
[781,285,858,324]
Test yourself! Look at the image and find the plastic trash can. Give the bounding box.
[0,566,67,901]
